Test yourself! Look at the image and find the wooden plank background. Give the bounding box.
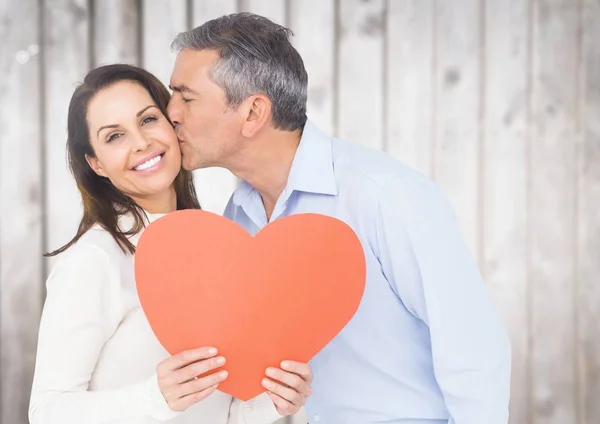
[0,1,598,423]
[0,1,44,423]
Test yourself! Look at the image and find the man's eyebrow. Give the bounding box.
[169,84,198,95]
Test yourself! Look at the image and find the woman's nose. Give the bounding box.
[132,131,151,151]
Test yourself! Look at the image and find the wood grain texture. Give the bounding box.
[43,0,90,267]
[189,0,240,214]
[433,0,482,260]
[192,0,237,25]
[141,0,186,86]
[337,0,385,148]
[93,0,139,66]
[288,0,335,135]
[482,0,531,422]
[0,0,44,422]
[240,0,287,25]
[578,0,600,422]
[385,0,434,176]
[530,0,579,422]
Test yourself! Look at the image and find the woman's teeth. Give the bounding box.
[135,154,162,171]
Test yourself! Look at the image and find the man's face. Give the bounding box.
[167,49,243,171]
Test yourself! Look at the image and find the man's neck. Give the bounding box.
[229,128,302,221]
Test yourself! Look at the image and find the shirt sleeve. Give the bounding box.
[375,176,511,424]
[28,242,180,424]
[227,393,283,424]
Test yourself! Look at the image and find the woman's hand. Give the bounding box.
[157,347,228,411]
[261,361,312,416]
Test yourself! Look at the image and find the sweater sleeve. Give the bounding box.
[227,393,283,424]
[28,242,180,424]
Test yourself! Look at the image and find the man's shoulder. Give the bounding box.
[330,137,434,194]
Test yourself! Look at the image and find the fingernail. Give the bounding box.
[220,370,228,379]
[266,368,276,377]
[281,361,290,369]
[216,357,225,365]
[262,378,270,387]
[208,347,217,355]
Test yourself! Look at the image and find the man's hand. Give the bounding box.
[261,360,312,416]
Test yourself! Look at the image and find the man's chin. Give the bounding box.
[182,158,209,172]
[182,162,199,172]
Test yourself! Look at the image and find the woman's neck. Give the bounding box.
[133,186,177,214]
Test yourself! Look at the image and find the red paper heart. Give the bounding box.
[135,209,366,401]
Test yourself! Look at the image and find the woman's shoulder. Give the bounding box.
[74,225,129,259]
[42,227,131,334]
[46,209,155,280]
[48,224,131,278]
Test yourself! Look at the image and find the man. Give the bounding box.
[167,12,511,424]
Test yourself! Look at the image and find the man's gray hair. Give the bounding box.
[171,13,308,131]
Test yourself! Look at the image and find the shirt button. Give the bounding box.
[313,414,320,422]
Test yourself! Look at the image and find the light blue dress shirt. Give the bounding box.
[223,121,511,424]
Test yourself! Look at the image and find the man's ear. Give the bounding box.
[240,94,272,138]
[85,154,107,177]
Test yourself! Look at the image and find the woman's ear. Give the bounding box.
[85,154,107,177]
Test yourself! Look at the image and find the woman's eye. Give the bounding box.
[182,97,192,103]
[107,133,121,142]
[142,116,157,125]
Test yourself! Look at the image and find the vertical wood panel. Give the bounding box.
[190,0,240,214]
[483,0,531,423]
[337,0,385,149]
[434,0,482,258]
[44,0,91,266]
[530,0,579,422]
[240,0,286,25]
[142,0,186,87]
[579,0,600,422]
[93,0,139,66]
[385,0,434,176]
[289,0,335,135]
[0,1,43,422]
[192,0,237,24]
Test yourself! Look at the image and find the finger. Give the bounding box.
[176,369,229,398]
[262,378,303,406]
[171,347,219,370]
[280,361,312,383]
[265,367,305,392]
[267,391,296,416]
[172,383,219,411]
[161,347,218,373]
[173,356,226,384]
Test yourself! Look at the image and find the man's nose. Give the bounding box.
[167,98,181,126]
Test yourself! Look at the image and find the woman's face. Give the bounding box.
[85,81,181,207]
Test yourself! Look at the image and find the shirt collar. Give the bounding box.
[232,120,338,206]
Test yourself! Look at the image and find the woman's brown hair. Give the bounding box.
[46,64,201,257]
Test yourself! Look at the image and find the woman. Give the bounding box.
[29,64,311,424]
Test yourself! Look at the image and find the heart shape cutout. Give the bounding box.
[134,209,366,401]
